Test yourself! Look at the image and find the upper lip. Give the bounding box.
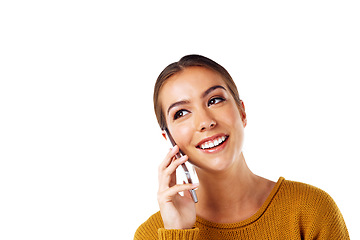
[196,133,228,148]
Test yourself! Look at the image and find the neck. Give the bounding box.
[194,153,272,223]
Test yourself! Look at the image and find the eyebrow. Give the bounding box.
[167,85,226,115]
[202,85,226,98]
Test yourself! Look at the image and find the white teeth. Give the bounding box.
[199,136,227,149]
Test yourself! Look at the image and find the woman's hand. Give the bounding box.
[157,145,198,230]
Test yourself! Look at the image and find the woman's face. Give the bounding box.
[159,66,246,173]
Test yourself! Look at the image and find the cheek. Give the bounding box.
[227,107,245,149]
[171,124,193,150]
[221,104,243,127]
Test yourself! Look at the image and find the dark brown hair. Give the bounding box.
[153,54,242,130]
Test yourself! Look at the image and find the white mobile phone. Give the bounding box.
[164,128,198,203]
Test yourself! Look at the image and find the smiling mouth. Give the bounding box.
[196,135,229,150]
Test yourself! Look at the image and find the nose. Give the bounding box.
[196,109,217,132]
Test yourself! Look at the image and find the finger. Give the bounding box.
[159,183,199,203]
[158,145,179,170]
[164,155,188,177]
[158,155,188,191]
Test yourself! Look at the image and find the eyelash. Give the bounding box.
[207,97,225,106]
[174,109,189,120]
[173,97,226,120]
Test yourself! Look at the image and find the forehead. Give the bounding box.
[159,66,227,104]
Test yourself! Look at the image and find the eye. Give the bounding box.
[208,97,225,106]
[174,109,190,120]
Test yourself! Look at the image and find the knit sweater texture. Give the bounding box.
[134,177,349,239]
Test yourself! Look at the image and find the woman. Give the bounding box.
[134,54,349,239]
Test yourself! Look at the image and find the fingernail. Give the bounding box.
[192,183,199,188]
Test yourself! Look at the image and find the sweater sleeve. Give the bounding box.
[134,212,199,240]
[134,226,199,240]
[158,228,199,239]
[313,194,349,240]
[302,187,350,240]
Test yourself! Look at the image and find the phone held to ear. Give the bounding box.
[164,128,198,203]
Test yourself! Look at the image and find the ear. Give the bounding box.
[239,100,247,127]
[161,130,167,140]
[243,118,247,128]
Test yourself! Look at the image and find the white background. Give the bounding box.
[1,1,359,239]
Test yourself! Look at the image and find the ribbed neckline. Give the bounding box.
[195,176,285,229]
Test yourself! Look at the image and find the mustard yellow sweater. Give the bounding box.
[134,177,349,239]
